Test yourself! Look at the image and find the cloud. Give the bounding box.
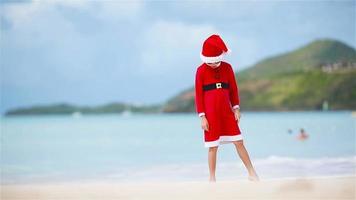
[226,35,261,70]
[94,0,143,22]
[0,0,144,86]
[0,0,143,28]
[138,20,221,75]
[0,0,150,113]
[1,0,355,114]
[137,19,262,74]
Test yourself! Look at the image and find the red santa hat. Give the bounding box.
[200,34,231,63]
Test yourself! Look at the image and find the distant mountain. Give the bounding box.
[4,102,161,116]
[163,39,356,112]
[5,39,356,116]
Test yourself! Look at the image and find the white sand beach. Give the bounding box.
[2,176,355,200]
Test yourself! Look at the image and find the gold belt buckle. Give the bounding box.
[216,82,222,89]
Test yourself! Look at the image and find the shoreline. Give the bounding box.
[2,156,355,185]
[2,174,355,186]
[2,176,355,200]
[2,110,356,118]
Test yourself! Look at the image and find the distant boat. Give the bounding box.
[121,110,132,117]
[322,100,329,111]
[352,111,356,118]
[71,111,82,118]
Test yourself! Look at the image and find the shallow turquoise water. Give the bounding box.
[1,111,355,183]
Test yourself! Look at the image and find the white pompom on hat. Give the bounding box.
[200,34,231,63]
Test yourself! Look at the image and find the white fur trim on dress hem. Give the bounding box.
[204,134,243,147]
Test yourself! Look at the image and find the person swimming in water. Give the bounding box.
[297,128,309,141]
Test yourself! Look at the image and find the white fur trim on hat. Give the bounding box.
[200,48,231,63]
[200,52,225,63]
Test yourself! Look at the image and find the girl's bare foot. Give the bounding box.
[248,173,259,182]
[209,177,216,182]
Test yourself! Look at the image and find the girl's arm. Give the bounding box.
[195,68,205,117]
[228,65,241,123]
[195,68,209,131]
[228,65,240,110]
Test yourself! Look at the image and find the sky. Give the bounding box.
[0,0,355,114]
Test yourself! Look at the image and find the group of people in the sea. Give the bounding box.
[288,128,309,141]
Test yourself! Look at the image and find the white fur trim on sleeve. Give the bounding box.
[198,112,205,117]
[233,105,240,110]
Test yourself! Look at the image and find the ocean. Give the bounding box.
[1,111,355,184]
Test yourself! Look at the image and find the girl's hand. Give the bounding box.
[234,109,241,123]
[201,116,209,131]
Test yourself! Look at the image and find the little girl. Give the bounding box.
[195,34,259,182]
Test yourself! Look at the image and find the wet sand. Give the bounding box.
[1,176,355,200]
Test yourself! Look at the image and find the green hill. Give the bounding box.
[5,39,356,116]
[163,39,356,112]
[4,102,161,116]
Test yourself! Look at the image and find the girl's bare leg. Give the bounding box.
[208,146,218,182]
[233,140,259,181]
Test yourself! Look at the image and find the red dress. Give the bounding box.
[195,61,242,147]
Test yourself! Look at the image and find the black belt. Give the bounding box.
[203,82,229,91]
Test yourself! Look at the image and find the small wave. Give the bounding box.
[100,156,356,183]
[2,156,355,184]
[254,155,356,165]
